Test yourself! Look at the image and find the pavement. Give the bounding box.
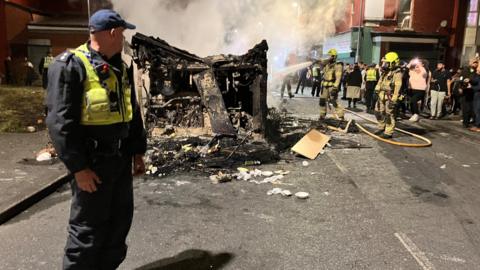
[1,88,480,269]
[0,131,67,224]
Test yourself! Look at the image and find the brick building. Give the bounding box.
[324,0,469,69]
[0,0,112,79]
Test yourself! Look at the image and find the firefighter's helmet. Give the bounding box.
[384,52,400,66]
[327,49,338,57]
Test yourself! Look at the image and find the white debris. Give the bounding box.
[462,164,471,168]
[27,126,36,133]
[437,153,453,159]
[323,191,330,196]
[295,192,310,199]
[267,187,283,195]
[261,171,274,177]
[175,180,190,186]
[302,161,309,167]
[36,152,52,162]
[440,164,447,169]
[262,174,284,184]
[281,190,292,196]
[251,169,263,177]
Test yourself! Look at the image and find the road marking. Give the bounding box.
[395,232,436,270]
[426,252,466,264]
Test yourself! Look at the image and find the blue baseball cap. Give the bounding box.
[89,9,136,33]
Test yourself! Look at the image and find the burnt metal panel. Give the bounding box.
[193,70,236,136]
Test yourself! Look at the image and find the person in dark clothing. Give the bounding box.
[341,64,350,100]
[450,68,463,115]
[39,51,54,89]
[429,62,452,119]
[46,9,146,270]
[364,64,379,113]
[469,64,480,132]
[346,63,362,108]
[24,57,35,86]
[394,62,410,118]
[460,60,477,128]
[4,56,12,84]
[295,67,308,94]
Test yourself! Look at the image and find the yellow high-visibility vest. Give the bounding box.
[43,56,54,69]
[71,44,133,126]
[366,69,377,81]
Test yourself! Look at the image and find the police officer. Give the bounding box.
[364,64,379,114]
[374,52,403,138]
[39,51,54,89]
[319,48,344,120]
[311,61,321,97]
[46,9,147,269]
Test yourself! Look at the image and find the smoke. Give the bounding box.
[114,0,348,70]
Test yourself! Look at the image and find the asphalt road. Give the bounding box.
[1,91,480,270]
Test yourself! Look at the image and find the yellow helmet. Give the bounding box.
[327,49,338,57]
[384,52,400,66]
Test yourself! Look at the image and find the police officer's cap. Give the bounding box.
[89,9,136,33]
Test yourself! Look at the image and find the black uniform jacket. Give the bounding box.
[46,44,147,174]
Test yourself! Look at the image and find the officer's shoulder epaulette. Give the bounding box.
[55,51,75,64]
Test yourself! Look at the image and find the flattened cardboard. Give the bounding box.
[291,129,330,160]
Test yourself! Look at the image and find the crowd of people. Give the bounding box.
[288,56,480,133]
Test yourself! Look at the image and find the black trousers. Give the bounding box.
[410,89,425,115]
[474,93,480,127]
[365,84,377,110]
[63,152,133,270]
[42,69,48,89]
[295,77,306,94]
[461,96,474,128]
[311,79,321,96]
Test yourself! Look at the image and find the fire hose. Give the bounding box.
[342,108,432,148]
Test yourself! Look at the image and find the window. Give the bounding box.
[468,0,479,27]
[398,0,412,28]
[364,0,385,20]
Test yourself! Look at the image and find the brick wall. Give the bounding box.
[0,0,8,75]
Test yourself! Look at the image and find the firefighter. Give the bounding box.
[46,9,146,269]
[319,48,344,120]
[39,51,54,89]
[374,52,403,138]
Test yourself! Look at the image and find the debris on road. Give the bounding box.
[295,192,310,199]
[267,188,293,197]
[210,172,233,184]
[26,126,36,133]
[292,129,330,160]
[440,164,447,169]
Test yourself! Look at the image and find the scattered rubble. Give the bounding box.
[267,188,292,197]
[295,192,310,199]
[210,172,233,184]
